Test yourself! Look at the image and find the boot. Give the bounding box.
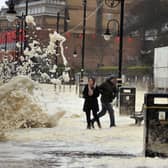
[110,124,116,128]
[97,122,102,129]
[91,120,95,129]
[87,124,91,129]
[96,118,101,129]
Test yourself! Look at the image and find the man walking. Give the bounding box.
[92,76,118,128]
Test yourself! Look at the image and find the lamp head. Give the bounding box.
[73,50,77,57]
[6,12,16,22]
[66,15,70,23]
[6,0,16,22]
[103,28,111,41]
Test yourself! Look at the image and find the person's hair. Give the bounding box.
[88,77,96,85]
[108,75,117,81]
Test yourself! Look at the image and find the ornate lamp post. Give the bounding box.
[104,0,125,83]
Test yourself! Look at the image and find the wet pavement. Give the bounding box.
[0,140,167,168]
[0,140,137,168]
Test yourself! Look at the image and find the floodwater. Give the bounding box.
[0,85,168,168]
[0,140,168,168]
[0,140,137,168]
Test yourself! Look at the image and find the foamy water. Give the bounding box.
[0,140,168,168]
[1,84,167,167]
[0,77,65,134]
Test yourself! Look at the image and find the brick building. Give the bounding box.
[0,0,141,72]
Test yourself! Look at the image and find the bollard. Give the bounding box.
[144,93,168,157]
[119,87,136,116]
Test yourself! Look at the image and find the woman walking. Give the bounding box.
[82,77,101,129]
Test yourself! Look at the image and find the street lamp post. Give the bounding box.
[64,7,70,32]
[56,12,60,33]
[20,13,24,55]
[104,0,125,83]
[4,32,8,52]
[81,0,87,80]
[55,12,60,66]
[118,0,125,82]
[15,21,20,58]
[24,0,29,50]
[16,13,25,56]
[25,0,28,16]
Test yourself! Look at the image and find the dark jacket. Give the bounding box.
[83,84,99,112]
[99,80,117,103]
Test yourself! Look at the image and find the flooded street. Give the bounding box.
[0,140,135,168]
[0,85,168,167]
[0,140,168,168]
[1,0,168,166]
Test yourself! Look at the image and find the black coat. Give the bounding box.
[99,80,117,103]
[82,84,99,112]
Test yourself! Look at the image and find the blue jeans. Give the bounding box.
[93,102,115,127]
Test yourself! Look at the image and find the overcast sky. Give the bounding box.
[0,0,7,9]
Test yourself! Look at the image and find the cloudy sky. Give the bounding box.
[0,0,7,9]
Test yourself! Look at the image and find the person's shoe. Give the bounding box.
[110,124,116,128]
[98,123,102,129]
[87,125,91,129]
[91,120,95,129]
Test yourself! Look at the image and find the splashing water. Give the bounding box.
[47,31,68,66]
[0,76,65,139]
[0,15,70,139]
[26,15,36,26]
[23,15,70,83]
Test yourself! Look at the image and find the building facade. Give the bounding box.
[0,0,141,72]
